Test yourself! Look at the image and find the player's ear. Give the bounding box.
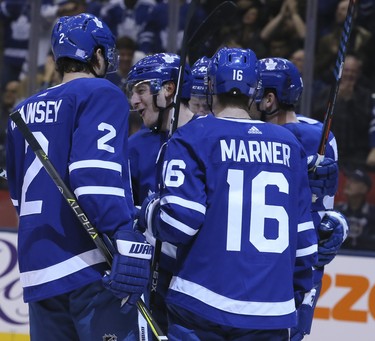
[163,81,176,98]
[266,92,276,109]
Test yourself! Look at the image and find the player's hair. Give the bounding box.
[216,93,252,112]
[55,47,101,77]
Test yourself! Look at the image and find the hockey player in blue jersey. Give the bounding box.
[256,57,349,340]
[126,52,194,205]
[138,47,318,340]
[189,56,211,116]
[6,13,151,341]
[126,52,195,335]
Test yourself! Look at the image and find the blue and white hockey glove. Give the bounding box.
[307,155,338,197]
[102,230,152,314]
[291,288,317,341]
[316,210,349,268]
[137,192,160,235]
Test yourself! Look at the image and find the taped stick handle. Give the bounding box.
[10,109,168,341]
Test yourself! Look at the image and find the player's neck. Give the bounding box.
[215,107,251,119]
[62,72,95,83]
[177,106,195,127]
[266,110,298,125]
[164,105,195,131]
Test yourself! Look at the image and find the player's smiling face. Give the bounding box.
[129,81,159,128]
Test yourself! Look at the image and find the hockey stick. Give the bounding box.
[169,0,198,137]
[169,0,238,136]
[187,1,238,64]
[148,0,200,318]
[317,0,357,158]
[9,110,168,341]
[151,0,238,312]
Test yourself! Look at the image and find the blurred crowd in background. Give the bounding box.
[0,0,375,252]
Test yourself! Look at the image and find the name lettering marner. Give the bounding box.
[220,139,291,166]
[11,100,63,129]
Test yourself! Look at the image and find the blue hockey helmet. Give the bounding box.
[51,13,118,73]
[257,57,303,105]
[207,47,259,97]
[191,56,210,97]
[125,53,192,100]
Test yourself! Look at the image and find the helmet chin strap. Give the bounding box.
[88,62,107,78]
[150,94,174,133]
[257,102,279,122]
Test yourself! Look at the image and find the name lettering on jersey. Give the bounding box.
[220,139,291,166]
[12,100,63,129]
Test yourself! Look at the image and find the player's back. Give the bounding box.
[159,114,317,329]
[6,77,132,302]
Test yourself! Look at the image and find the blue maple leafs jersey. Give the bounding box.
[286,115,338,227]
[128,128,168,206]
[154,115,317,329]
[128,128,177,268]
[6,78,134,302]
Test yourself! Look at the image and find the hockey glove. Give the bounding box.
[307,155,338,197]
[102,230,152,314]
[316,210,349,267]
[137,192,161,235]
[290,288,317,341]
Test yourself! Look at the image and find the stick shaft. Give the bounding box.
[10,109,167,341]
[318,0,357,156]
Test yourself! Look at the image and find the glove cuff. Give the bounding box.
[115,230,152,260]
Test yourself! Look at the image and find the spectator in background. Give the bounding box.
[316,0,341,38]
[20,0,89,87]
[138,0,206,55]
[106,36,145,90]
[260,0,306,58]
[314,0,375,87]
[289,48,304,74]
[312,54,374,169]
[100,0,156,43]
[219,1,268,59]
[39,51,62,90]
[0,0,29,91]
[335,169,375,252]
[0,80,21,188]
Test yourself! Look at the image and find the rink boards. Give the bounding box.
[0,229,374,341]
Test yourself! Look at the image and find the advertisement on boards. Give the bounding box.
[0,229,374,340]
[0,230,29,340]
